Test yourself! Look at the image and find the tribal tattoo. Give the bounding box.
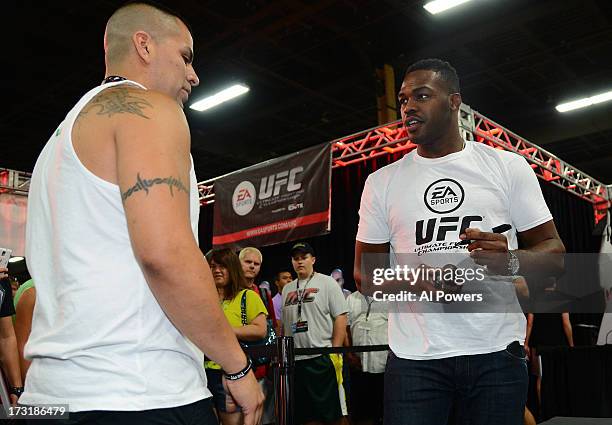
[81,88,153,119]
[121,173,189,202]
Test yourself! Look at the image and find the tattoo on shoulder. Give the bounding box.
[121,173,189,202]
[81,88,153,119]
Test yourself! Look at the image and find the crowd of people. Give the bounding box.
[2,241,388,425]
[0,2,597,425]
[2,246,577,425]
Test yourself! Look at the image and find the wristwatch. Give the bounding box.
[9,386,24,397]
[507,251,520,275]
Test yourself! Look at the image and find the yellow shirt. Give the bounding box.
[205,289,268,369]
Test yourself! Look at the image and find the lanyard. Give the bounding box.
[363,293,374,321]
[296,272,315,320]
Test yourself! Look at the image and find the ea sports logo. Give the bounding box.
[424,178,464,214]
[232,181,256,216]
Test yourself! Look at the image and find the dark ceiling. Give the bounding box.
[3,0,612,183]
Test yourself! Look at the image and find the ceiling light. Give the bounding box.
[190,84,250,112]
[423,0,473,15]
[8,256,24,263]
[556,90,612,113]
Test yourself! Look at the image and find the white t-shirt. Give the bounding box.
[23,81,209,411]
[282,272,348,360]
[347,291,388,373]
[356,141,552,359]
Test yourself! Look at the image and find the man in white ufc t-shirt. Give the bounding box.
[354,59,565,425]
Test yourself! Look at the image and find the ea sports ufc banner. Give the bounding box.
[212,143,331,249]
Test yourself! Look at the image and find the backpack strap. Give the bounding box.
[240,290,248,326]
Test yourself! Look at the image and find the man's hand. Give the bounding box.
[461,228,511,275]
[0,267,7,279]
[223,371,264,425]
[412,264,464,303]
[524,344,531,359]
[346,352,362,370]
[9,394,18,406]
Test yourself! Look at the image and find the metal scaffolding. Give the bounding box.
[0,168,32,196]
[2,103,609,223]
[199,103,610,222]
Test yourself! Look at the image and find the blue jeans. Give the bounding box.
[384,342,528,425]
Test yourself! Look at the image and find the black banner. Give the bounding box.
[212,143,331,249]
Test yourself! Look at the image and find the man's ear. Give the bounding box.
[312,256,316,265]
[449,93,462,111]
[133,30,153,63]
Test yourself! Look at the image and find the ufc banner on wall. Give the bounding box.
[212,143,331,249]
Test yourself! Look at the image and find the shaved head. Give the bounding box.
[104,2,186,66]
[102,2,199,106]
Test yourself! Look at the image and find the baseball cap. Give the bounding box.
[290,242,315,257]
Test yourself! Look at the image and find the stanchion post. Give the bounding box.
[273,336,295,425]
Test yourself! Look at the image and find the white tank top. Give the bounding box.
[23,81,210,411]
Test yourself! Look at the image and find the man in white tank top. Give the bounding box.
[354,59,565,425]
[23,3,263,424]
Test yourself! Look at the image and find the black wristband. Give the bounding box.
[9,386,24,397]
[224,357,253,381]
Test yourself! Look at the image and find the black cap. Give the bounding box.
[290,242,315,257]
